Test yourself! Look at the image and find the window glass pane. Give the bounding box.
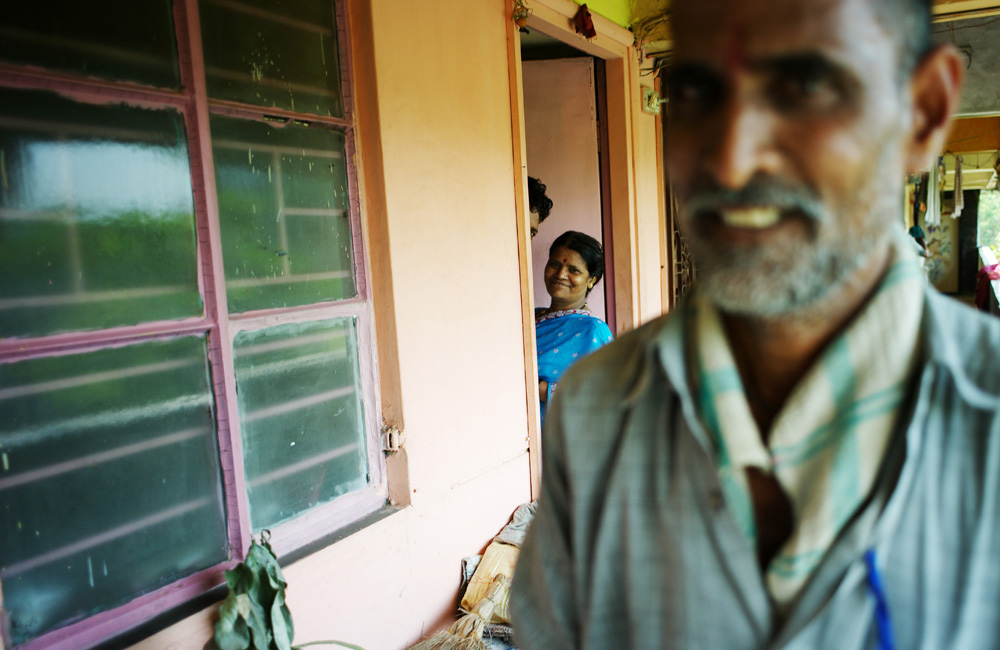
[0,88,202,339]
[0,337,228,645]
[200,0,343,118]
[233,319,369,531]
[212,115,356,313]
[0,0,180,89]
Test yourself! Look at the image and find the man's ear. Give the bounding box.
[904,44,965,174]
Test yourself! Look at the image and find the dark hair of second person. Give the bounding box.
[528,176,553,238]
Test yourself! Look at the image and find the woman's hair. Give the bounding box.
[550,230,605,293]
[528,176,553,222]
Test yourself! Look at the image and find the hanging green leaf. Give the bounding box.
[214,596,251,650]
[239,592,272,650]
[211,531,366,650]
[271,590,294,650]
[213,533,285,650]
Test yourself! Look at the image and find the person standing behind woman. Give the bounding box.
[536,231,613,426]
[527,176,553,239]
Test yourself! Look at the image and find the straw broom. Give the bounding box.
[408,574,511,650]
[459,540,519,624]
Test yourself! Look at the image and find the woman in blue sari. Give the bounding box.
[536,231,614,426]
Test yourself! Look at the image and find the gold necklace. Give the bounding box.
[544,303,587,316]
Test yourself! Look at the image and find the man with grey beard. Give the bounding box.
[511,0,1000,648]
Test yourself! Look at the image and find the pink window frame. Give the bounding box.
[0,0,383,648]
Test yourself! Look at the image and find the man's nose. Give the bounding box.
[702,97,781,190]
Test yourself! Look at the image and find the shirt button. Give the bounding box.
[708,491,725,511]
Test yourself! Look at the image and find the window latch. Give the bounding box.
[381,425,405,452]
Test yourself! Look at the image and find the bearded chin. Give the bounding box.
[691,228,887,319]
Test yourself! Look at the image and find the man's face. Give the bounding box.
[666,0,911,318]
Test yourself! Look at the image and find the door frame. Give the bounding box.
[506,0,663,497]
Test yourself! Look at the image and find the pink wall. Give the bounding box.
[128,1,532,649]
[123,2,668,649]
[523,58,608,321]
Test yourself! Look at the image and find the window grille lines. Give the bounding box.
[236,349,347,381]
[242,385,354,423]
[235,328,347,355]
[0,356,199,401]
[0,497,214,578]
[0,392,213,449]
[246,441,358,489]
[203,66,338,99]
[0,115,176,144]
[0,285,193,310]
[0,26,172,70]
[225,270,351,290]
[200,0,334,37]
[0,426,209,491]
[211,138,344,159]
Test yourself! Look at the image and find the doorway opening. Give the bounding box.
[520,30,616,332]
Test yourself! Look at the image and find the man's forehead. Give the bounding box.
[670,0,886,63]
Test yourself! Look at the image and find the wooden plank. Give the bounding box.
[933,0,1000,20]
[505,4,543,500]
[526,0,631,60]
[347,0,411,507]
[605,57,641,333]
[654,75,670,315]
[944,115,1000,154]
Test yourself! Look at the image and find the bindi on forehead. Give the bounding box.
[724,23,748,72]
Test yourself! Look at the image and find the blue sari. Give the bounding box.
[535,308,614,426]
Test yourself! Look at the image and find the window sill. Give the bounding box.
[90,505,407,650]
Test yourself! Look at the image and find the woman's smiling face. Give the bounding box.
[544,246,593,308]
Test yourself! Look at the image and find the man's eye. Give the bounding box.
[665,70,722,108]
[769,70,841,110]
[782,73,827,95]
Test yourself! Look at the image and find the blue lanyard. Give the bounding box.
[865,549,895,650]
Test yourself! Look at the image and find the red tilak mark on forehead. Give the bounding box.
[725,24,747,72]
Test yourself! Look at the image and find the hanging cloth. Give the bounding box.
[952,155,964,219]
[925,158,942,226]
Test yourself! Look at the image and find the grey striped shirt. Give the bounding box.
[512,288,1000,650]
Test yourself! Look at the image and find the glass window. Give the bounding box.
[212,114,356,313]
[0,0,378,645]
[0,88,202,339]
[200,0,344,117]
[233,319,368,531]
[0,0,180,89]
[0,337,229,645]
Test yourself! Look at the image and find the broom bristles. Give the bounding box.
[406,574,510,650]
[461,542,519,624]
[407,630,489,650]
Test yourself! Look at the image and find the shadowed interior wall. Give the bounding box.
[523,57,607,321]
